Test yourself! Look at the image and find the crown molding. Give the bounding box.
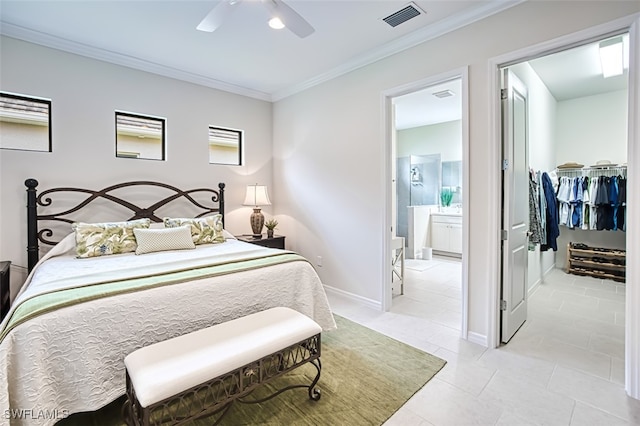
[1,0,523,104]
[271,0,525,101]
[0,22,272,102]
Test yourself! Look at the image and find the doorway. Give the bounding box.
[500,33,629,339]
[382,68,470,338]
[492,19,639,399]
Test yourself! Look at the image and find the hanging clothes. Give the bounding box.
[589,176,599,230]
[556,168,626,233]
[540,172,559,251]
[571,176,584,228]
[528,173,543,250]
[557,176,571,227]
[581,176,590,230]
[618,176,626,231]
[595,176,612,231]
[609,176,619,231]
[537,171,547,245]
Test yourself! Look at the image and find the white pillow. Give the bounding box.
[133,226,196,255]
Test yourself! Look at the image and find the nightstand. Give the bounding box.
[235,234,285,250]
[1,261,10,321]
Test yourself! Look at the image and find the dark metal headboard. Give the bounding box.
[25,179,225,272]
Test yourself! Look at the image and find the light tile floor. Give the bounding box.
[326,261,640,425]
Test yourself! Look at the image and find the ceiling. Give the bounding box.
[0,0,522,101]
[527,33,629,101]
[0,1,629,130]
[393,33,630,130]
[393,78,461,130]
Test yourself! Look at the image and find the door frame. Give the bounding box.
[487,14,640,399]
[381,66,470,339]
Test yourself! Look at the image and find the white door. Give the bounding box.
[501,69,529,343]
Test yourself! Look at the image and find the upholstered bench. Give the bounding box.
[123,307,322,426]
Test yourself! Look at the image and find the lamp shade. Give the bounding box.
[243,184,271,207]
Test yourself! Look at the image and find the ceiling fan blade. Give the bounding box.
[197,0,242,32]
[263,0,315,38]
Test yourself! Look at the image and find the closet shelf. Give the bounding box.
[569,248,625,259]
[569,258,624,271]
[566,242,625,283]
[567,267,625,283]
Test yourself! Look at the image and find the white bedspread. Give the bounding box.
[0,239,335,426]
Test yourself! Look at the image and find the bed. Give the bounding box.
[0,179,336,426]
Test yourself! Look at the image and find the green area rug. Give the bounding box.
[58,315,446,425]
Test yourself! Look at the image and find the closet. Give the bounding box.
[510,34,629,290]
[555,165,627,282]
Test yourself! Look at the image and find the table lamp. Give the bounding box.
[243,184,271,238]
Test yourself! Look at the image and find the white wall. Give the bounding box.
[556,90,628,165]
[397,120,462,160]
[0,36,273,296]
[510,62,558,292]
[555,89,628,267]
[272,1,640,338]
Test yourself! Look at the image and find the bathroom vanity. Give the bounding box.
[430,212,462,256]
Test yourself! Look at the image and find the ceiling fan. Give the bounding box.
[197,0,315,38]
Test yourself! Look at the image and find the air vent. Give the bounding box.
[383,2,424,28]
[432,89,455,99]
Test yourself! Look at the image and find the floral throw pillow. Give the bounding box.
[73,218,151,258]
[163,214,225,245]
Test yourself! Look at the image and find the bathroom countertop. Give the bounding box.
[431,211,462,216]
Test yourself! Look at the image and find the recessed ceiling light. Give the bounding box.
[269,17,285,30]
[599,36,624,78]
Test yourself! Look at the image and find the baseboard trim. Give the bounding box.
[529,263,558,296]
[543,263,556,278]
[529,278,542,295]
[467,331,488,347]
[323,285,382,311]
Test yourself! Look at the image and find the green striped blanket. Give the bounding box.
[0,250,306,342]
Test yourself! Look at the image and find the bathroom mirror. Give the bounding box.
[442,160,462,204]
[442,161,462,187]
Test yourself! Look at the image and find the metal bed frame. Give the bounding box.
[25,178,225,272]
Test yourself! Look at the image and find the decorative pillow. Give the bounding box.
[72,218,151,258]
[133,226,196,255]
[163,214,225,245]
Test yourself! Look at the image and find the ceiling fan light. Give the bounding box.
[269,17,285,29]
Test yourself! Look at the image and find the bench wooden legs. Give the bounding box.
[123,334,321,426]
